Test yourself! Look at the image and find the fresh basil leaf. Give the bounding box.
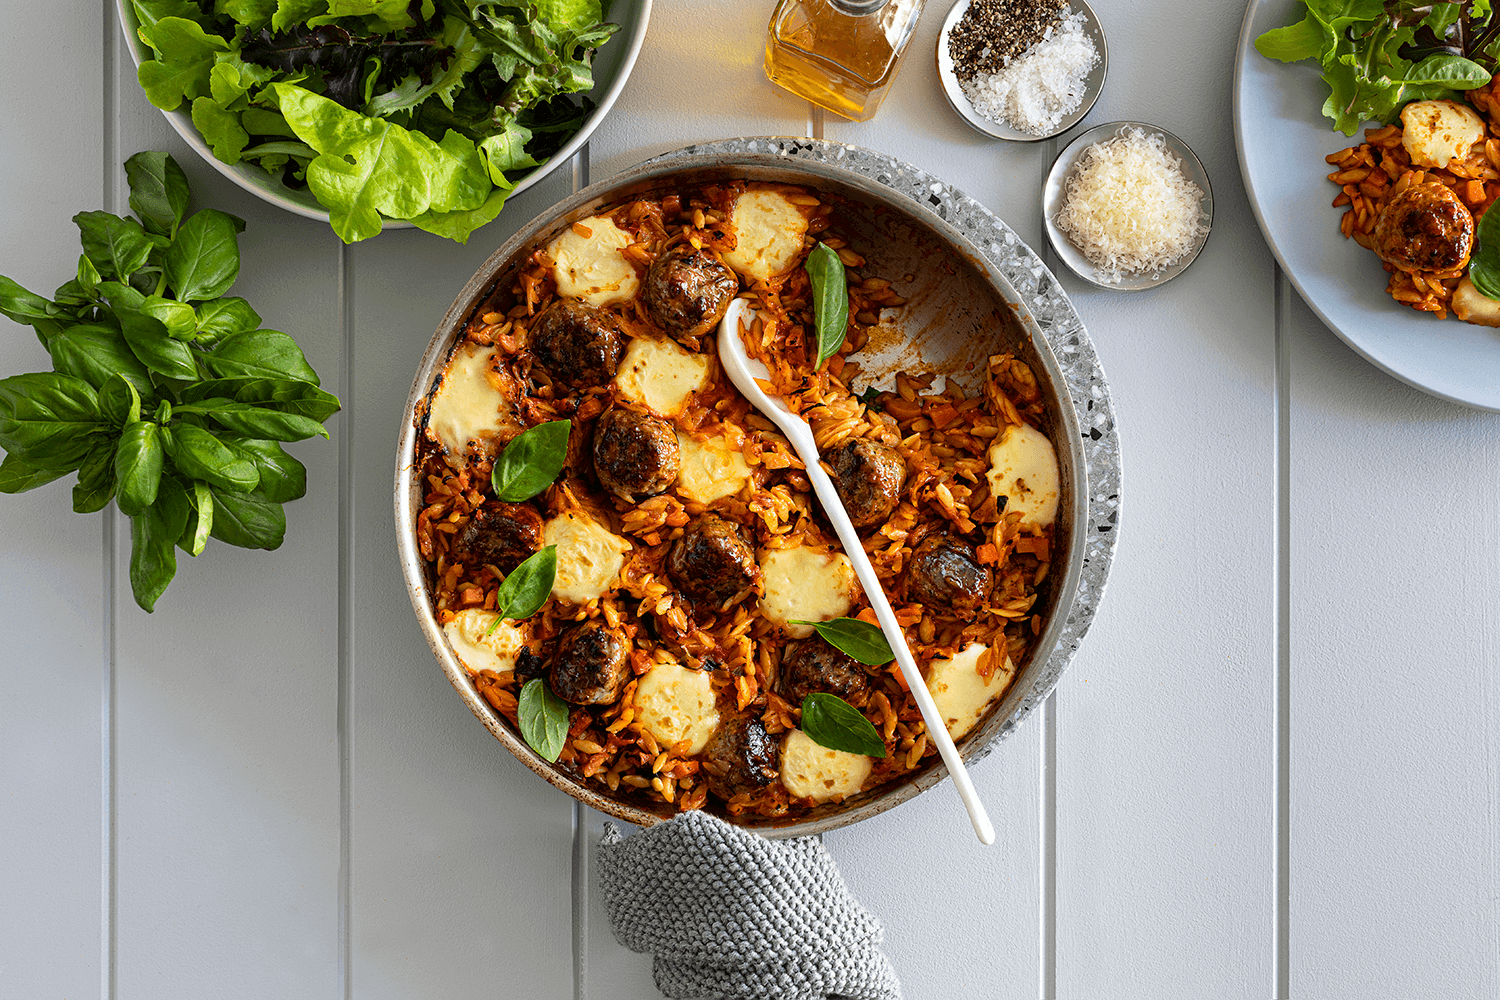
[491,419,569,502]
[800,692,887,758]
[517,677,570,762]
[186,398,329,441]
[140,294,199,340]
[791,616,895,666]
[0,372,104,470]
[165,423,260,492]
[99,375,143,427]
[48,323,156,397]
[0,453,70,493]
[222,436,306,502]
[0,275,55,326]
[180,480,214,556]
[77,254,102,293]
[207,484,286,549]
[125,151,191,238]
[1470,201,1500,301]
[195,296,262,337]
[74,211,162,282]
[805,242,849,367]
[117,308,200,379]
[72,441,117,514]
[115,422,165,517]
[495,545,557,620]
[129,503,181,612]
[206,329,320,383]
[164,208,246,302]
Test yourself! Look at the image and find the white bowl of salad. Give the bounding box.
[118,0,651,244]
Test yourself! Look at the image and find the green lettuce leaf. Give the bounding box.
[137,16,232,112]
[275,82,493,242]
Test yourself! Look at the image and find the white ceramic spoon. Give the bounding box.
[717,298,996,845]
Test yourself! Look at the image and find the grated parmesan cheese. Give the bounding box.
[1053,127,1210,284]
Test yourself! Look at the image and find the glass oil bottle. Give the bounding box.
[764,0,924,123]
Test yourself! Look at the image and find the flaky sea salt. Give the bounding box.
[959,9,1098,135]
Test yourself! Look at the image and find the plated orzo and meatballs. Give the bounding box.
[412,179,1062,822]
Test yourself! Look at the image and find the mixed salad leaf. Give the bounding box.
[1257,1,1500,135]
[0,152,340,612]
[129,0,619,242]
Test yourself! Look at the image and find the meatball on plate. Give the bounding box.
[397,141,1109,837]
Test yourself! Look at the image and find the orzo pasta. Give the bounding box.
[413,180,1061,822]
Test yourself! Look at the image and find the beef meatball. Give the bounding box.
[779,640,870,705]
[1372,178,1474,273]
[592,408,680,500]
[549,620,629,705]
[643,245,739,340]
[529,298,624,389]
[667,514,759,610]
[452,500,543,573]
[701,711,779,800]
[828,438,906,528]
[907,534,990,613]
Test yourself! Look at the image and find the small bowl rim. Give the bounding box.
[112,0,653,228]
[935,0,1108,143]
[1042,119,1215,291]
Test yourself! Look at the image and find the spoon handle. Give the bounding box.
[791,423,997,846]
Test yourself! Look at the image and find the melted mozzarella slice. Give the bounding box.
[443,609,527,674]
[1401,100,1485,170]
[675,431,751,503]
[547,216,639,306]
[633,659,720,755]
[985,422,1060,528]
[427,343,520,463]
[615,336,710,416]
[543,512,631,604]
[926,643,1015,739]
[780,728,871,802]
[759,545,855,638]
[722,190,809,282]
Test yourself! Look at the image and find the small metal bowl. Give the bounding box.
[936,0,1107,142]
[1043,120,1214,291]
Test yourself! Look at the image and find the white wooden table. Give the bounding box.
[4,2,1498,998]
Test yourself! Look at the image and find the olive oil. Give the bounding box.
[764,0,924,123]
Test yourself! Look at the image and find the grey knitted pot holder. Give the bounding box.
[597,811,903,1000]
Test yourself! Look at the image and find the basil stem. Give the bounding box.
[805,242,849,368]
[800,692,887,758]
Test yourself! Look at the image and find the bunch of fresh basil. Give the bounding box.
[0,151,340,612]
